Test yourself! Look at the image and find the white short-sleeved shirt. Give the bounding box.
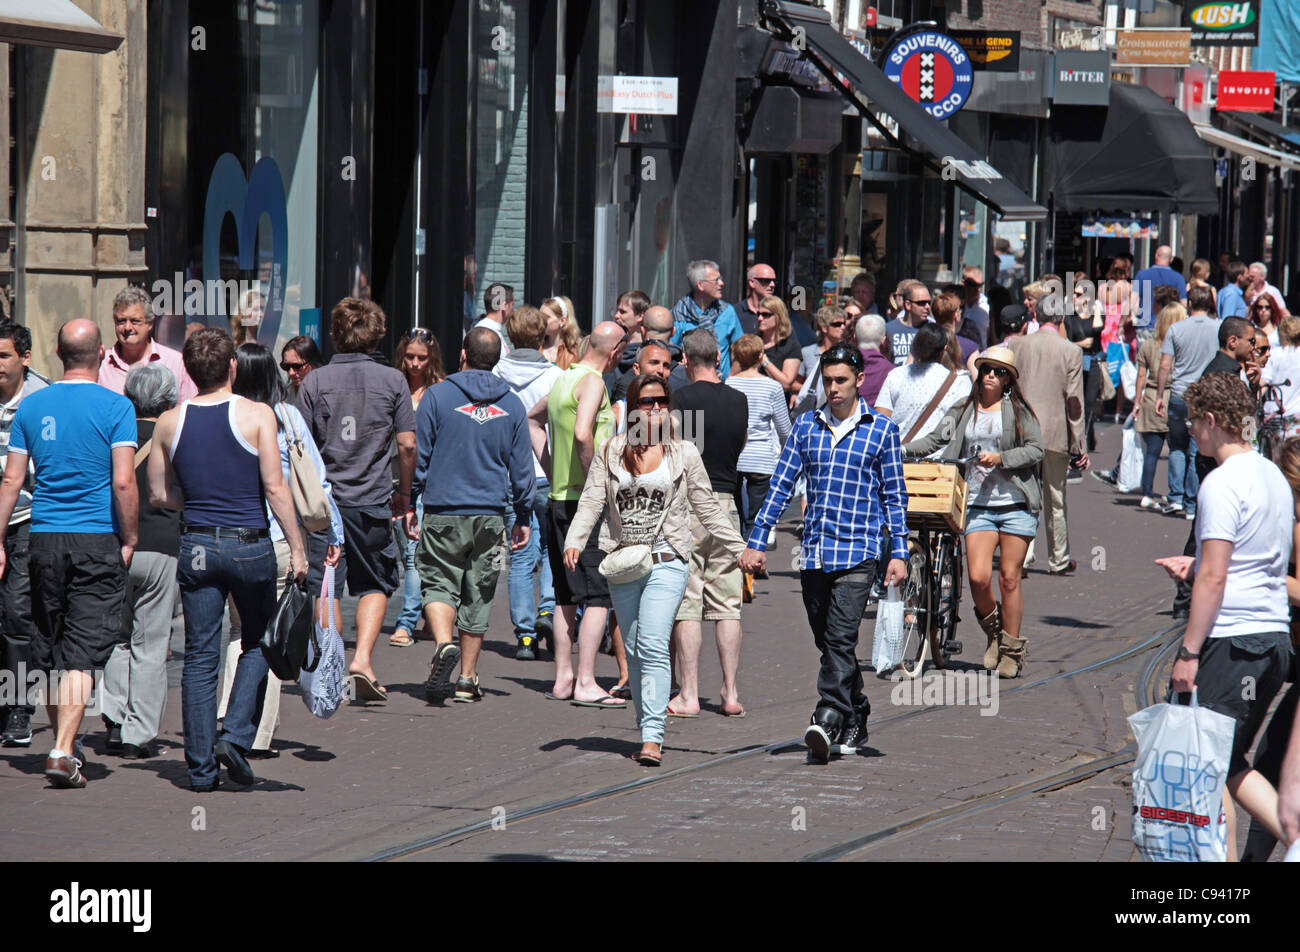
[1195,450,1294,638]
[876,362,972,450]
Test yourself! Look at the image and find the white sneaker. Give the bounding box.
[1139,496,1162,511]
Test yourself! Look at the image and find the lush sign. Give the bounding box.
[1185,1,1260,47]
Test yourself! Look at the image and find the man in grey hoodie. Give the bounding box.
[493,306,561,660]
[405,327,535,703]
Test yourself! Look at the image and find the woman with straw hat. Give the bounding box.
[901,345,1044,678]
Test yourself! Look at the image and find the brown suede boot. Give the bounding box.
[995,634,1028,679]
[976,604,1002,671]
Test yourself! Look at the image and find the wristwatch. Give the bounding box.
[1177,645,1200,661]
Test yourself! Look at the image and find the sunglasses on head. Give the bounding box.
[636,394,670,408]
[981,365,1011,379]
[820,345,863,371]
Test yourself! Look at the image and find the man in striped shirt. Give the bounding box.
[740,345,907,763]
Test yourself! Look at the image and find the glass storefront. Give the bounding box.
[148,0,319,352]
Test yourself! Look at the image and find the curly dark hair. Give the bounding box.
[1184,372,1255,442]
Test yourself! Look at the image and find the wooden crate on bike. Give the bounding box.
[903,462,967,533]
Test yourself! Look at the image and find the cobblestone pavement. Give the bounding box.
[0,421,1289,861]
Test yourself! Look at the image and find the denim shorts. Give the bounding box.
[964,505,1038,537]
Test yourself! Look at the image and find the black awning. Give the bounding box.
[1221,111,1300,152]
[760,0,1048,222]
[1049,83,1218,215]
[0,0,122,53]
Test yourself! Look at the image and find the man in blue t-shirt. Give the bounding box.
[1217,260,1251,319]
[1131,245,1187,326]
[885,280,932,365]
[0,319,138,789]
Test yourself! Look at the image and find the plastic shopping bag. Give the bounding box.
[1128,688,1235,862]
[1116,422,1144,493]
[299,565,346,719]
[1105,340,1127,387]
[871,584,905,674]
[1120,359,1138,401]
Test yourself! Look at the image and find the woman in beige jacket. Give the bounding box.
[563,374,746,766]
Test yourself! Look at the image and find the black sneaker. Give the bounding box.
[1091,468,1117,487]
[1,708,32,747]
[214,740,257,786]
[804,708,842,764]
[102,715,123,752]
[835,701,871,756]
[515,636,537,661]
[535,611,554,652]
[452,675,483,703]
[425,643,461,702]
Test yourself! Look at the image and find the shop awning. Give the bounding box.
[1193,123,1300,172]
[0,0,123,54]
[759,0,1048,222]
[1220,111,1300,152]
[1049,83,1218,215]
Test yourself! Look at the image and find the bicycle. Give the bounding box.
[893,455,975,680]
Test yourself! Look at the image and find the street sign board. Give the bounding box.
[1216,69,1275,111]
[880,28,974,120]
[950,30,1020,73]
[1115,28,1192,66]
[1185,1,1260,47]
[1051,50,1112,105]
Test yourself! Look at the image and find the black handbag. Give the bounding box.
[260,575,314,681]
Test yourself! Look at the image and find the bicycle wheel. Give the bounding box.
[897,540,930,680]
[928,534,961,668]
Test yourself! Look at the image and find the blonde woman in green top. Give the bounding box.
[533,322,627,706]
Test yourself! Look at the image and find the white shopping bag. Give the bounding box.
[1128,688,1236,862]
[1120,359,1139,401]
[299,565,346,719]
[871,584,905,674]
[1116,422,1145,493]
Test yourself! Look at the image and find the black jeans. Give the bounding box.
[734,472,771,542]
[1082,361,1102,452]
[800,559,878,722]
[0,523,34,715]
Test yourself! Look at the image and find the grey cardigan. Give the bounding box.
[564,435,747,562]
[902,398,1045,514]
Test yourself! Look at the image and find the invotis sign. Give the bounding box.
[1216,70,1274,111]
[881,29,973,121]
[1185,1,1260,47]
[1051,50,1112,106]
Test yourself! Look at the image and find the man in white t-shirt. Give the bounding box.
[473,282,514,356]
[1156,372,1295,859]
[875,323,971,453]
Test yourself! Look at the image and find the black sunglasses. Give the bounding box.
[281,360,307,372]
[981,365,1011,379]
[636,394,670,408]
[820,345,863,371]
[408,327,435,342]
[753,276,776,285]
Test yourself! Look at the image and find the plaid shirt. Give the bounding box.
[746,397,908,571]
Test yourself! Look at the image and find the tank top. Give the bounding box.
[170,396,269,528]
[549,364,615,501]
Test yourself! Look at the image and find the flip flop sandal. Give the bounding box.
[570,696,627,709]
[543,692,573,701]
[666,705,699,718]
[350,673,388,701]
[389,631,416,648]
[636,748,662,766]
[720,708,747,718]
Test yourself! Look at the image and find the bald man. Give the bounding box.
[0,319,138,788]
[737,263,778,335]
[532,321,628,706]
[1132,244,1187,324]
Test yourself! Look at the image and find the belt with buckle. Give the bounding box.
[181,525,270,542]
[649,552,680,565]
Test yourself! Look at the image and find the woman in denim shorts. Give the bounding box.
[903,345,1044,678]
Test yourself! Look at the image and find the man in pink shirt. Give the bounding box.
[98,287,197,402]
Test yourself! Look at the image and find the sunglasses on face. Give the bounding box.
[753,277,776,285]
[827,320,847,329]
[964,279,982,287]
[757,310,773,318]
[909,298,932,307]
[981,366,1011,379]
[1256,344,1271,354]
[636,394,670,408]
[281,361,307,372]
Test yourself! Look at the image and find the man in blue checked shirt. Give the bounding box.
[740,345,907,764]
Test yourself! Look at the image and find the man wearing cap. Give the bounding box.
[1008,295,1087,575]
[739,344,908,764]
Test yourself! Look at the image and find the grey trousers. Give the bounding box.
[217,538,290,749]
[102,551,180,746]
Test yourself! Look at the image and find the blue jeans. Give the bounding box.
[177,532,277,787]
[394,532,422,634]
[1166,395,1199,512]
[608,558,690,744]
[1139,430,1166,498]
[505,477,554,639]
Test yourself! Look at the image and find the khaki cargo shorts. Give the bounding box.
[675,493,743,622]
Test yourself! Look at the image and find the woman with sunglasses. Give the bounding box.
[388,328,447,648]
[1250,290,1283,351]
[562,374,746,767]
[903,346,1044,678]
[280,336,323,398]
[753,295,802,396]
[794,305,850,410]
